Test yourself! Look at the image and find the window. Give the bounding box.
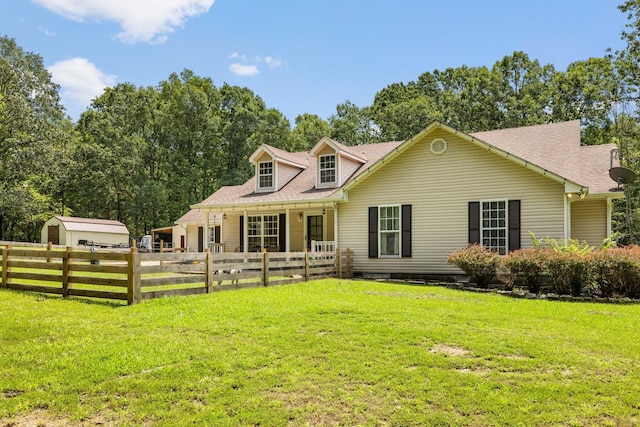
[319,154,336,184]
[481,200,507,255]
[248,214,278,251]
[469,200,520,255]
[258,161,273,190]
[379,205,400,256]
[368,205,411,258]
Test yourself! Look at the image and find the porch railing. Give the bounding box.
[311,240,335,252]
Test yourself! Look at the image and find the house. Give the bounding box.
[41,216,129,248]
[173,209,222,252]
[190,120,625,276]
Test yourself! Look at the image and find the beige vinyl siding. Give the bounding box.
[220,214,241,252]
[339,129,566,275]
[317,145,335,156]
[289,212,305,251]
[185,225,201,252]
[255,152,272,163]
[277,163,301,190]
[571,199,607,247]
[340,157,361,186]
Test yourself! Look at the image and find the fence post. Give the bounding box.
[304,249,309,281]
[1,244,10,289]
[47,242,53,263]
[62,246,72,298]
[205,248,213,293]
[336,248,342,279]
[127,247,142,305]
[263,250,269,286]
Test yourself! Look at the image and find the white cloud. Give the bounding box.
[48,57,116,113]
[38,26,56,36]
[229,63,259,77]
[264,56,282,68]
[32,0,215,44]
[229,52,246,60]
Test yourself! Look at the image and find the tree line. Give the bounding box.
[2,1,640,243]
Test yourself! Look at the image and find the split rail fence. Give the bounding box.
[0,241,353,305]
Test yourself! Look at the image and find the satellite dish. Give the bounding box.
[609,167,637,190]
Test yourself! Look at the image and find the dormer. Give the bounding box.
[310,137,367,189]
[249,144,308,193]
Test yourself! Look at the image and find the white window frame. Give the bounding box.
[378,205,401,258]
[257,161,274,191]
[480,199,508,255]
[319,154,337,185]
[248,214,278,251]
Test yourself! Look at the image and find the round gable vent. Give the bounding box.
[430,138,447,155]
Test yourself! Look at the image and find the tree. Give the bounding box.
[290,113,331,151]
[0,36,71,241]
[329,100,380,145]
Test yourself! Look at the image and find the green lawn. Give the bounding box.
[1,280,639,426]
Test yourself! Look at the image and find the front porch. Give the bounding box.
[201,204,338,254]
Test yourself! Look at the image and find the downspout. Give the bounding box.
[607,198,613,238]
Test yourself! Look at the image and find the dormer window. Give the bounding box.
[258,161,274,190]
[319,154,336,184]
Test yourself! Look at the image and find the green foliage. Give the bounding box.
[502,248,548,294]
[545,251,590,296]
[529,231,595,255]
[447,244,499,288]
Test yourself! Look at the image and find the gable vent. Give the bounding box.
[430,138,447,155]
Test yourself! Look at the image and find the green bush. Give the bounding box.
[619,246,640,299]
[447,244,499,289]
[545,251,589,296]
[589,249,625,297]
[502,248,548,294]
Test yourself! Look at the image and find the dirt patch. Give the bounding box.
[430,344,468,356]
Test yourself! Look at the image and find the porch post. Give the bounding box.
[563,195,571,240]
[333,203,339,249]
[285,207,290,253]
[204,209,210,252]
[243,209,249,253]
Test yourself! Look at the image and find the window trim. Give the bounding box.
[257,160,274,192]
[317,154,338,188]
[480,199,508,255]
[378,204,401,258]
[247,214,279,251]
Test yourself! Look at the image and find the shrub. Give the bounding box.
[545,251,589,296]
[530,232,595,255]
[502,248,548,294]
[589,249,625,297]
[447,244,499,289]
[619,246,640,299]
[496,258,517,291]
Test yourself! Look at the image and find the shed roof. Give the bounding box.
[54,216,129,235]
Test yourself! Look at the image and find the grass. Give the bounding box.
[1,280,640,426]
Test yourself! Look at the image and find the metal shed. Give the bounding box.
[41,216,130,248]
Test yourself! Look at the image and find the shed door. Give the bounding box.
[48,225,60,245]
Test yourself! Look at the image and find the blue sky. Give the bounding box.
[0,0,629,123]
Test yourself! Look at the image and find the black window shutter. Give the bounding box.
[508,200,521,251]
[401,204,412,257]
[214,226,221,243]
[279,213,286,252]
[368,207,378,258]
[469,202,480,245]
[239,215,244,252]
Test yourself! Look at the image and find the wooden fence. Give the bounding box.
[0,242,353,305]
